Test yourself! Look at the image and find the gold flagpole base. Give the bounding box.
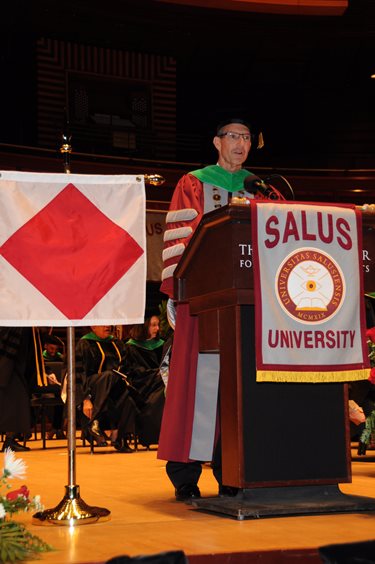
[32,485,111,526]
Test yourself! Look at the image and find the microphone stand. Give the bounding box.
[263,174,295,200]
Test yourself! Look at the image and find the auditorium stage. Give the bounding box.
[9,440,375,563]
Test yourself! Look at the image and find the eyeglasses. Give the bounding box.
[218,131,252,142]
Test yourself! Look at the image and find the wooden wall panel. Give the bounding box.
[36,38,176,159]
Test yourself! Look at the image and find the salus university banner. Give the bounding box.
[251,201,370,382]
[0,171,146,326]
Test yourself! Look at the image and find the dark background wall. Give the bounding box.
[1,0,375,199]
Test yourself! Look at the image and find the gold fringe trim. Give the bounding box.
[256,368,371,383]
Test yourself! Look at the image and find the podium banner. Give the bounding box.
[251,201,370,382]
[0,171,146,326]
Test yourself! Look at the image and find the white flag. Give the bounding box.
[0,171,146,326]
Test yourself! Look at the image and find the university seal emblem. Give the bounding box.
[275,247,345,325]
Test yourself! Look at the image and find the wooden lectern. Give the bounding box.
[174,204,375,519]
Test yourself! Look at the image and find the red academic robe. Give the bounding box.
[157,172,265,463]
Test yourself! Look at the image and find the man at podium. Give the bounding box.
[157,118,270,501]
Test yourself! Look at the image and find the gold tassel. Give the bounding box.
[257,131,264,149]
[33,328,48,387]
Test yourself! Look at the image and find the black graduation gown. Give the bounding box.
[0,328,34,433]
[123,339,165,446]
[75,336,136,436]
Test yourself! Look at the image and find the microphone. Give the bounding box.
[244,175,280,200]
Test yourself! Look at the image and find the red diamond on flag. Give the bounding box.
[0,183,144,319]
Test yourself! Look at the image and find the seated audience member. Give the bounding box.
[0,328,34,451]
[365,292,375,327]
[41,333,66,439]
[42,334,64,361]
[349,293,375,442]
[75,325,136,453]
[123,314,166,447]
[0,327,59,451]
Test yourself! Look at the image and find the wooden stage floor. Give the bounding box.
[7,439,375,564]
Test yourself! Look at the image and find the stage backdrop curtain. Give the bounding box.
[0,171,146,326]
[251,200,370,383]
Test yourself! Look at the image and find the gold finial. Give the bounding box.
[144,174,165,186]
[60,128,72,174]
[60,130,72,154]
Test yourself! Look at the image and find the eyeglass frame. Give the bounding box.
[217,130,252,142]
